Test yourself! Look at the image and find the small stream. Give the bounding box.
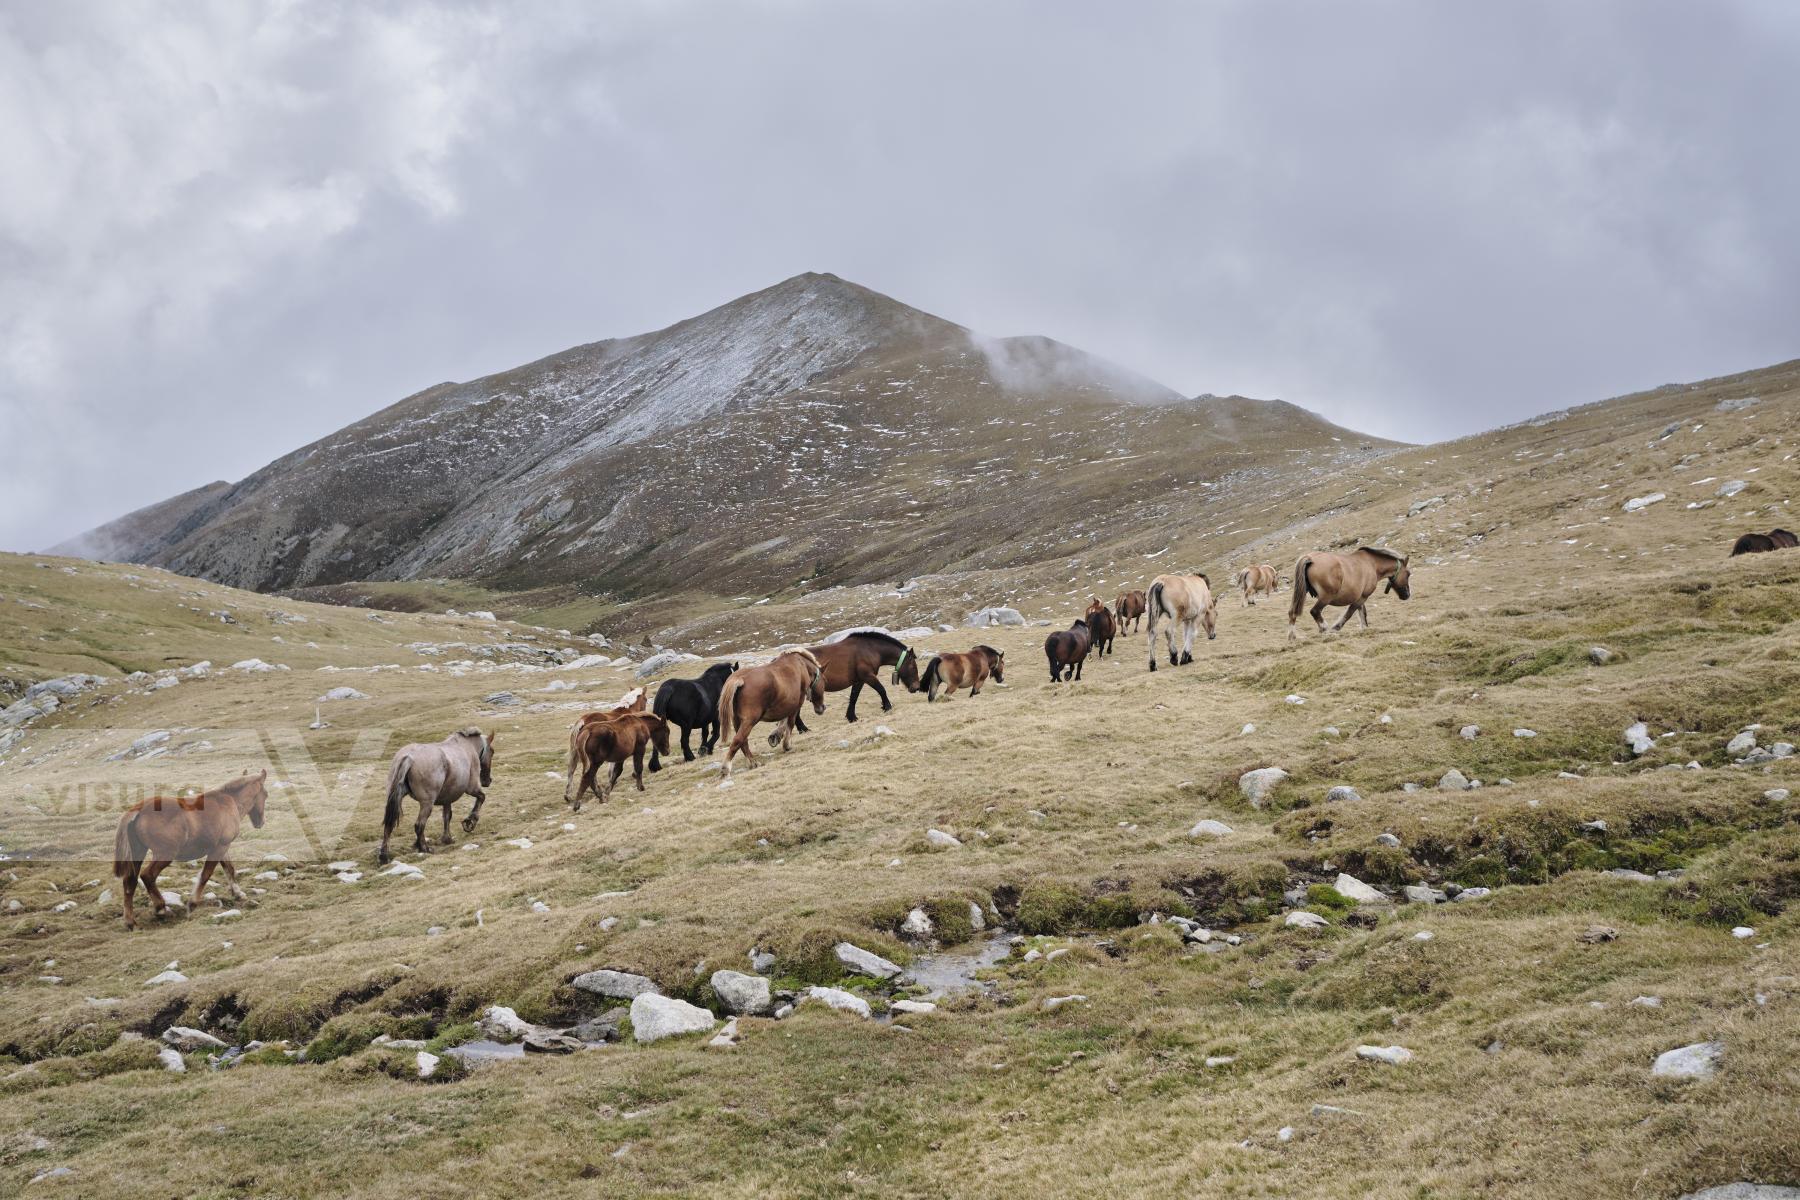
[902,932,1013,998]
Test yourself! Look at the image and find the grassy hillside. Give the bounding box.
[0,359,1797,1197]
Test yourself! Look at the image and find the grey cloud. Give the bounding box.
[3,0,1796,551]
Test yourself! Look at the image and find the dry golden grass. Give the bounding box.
[1,360,1798,1197]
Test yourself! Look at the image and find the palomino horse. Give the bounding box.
[1287,547,1411,640]
[1114,590,1147,634]
[922,646,1004,700]
[567,713,672,810]
[378,728,493,863]
[1085,598,1117,656]
[1145,573,1217,670]
[1045,618,1094,682]
[114,770,267,930]
[718,649,827,776]
[786,631,922,740]
[1731,529,1799,556]
[651,663,736,766]
[1235,564,1279,605]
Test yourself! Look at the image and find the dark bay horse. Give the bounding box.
[1045,619,1093,682]
[567,713,672,810]
[1115,590,1147,634]
[1146,573,1217,670]
[114,770,267,929]
[1084,598,1117,657]
[651,662,736,766]
[922,646,1004,700]
[1288,547,1411,640]
[379,728,493,863]
[781,631,921,743]
[719,650,827,776]
[1731,529,1799,556]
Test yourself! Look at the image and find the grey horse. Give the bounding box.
[378,727,494,863]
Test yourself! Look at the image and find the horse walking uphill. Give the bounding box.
[114,770,267,930]
[789,631,921,735]
[1114,590,1147,634]
[1084,598,1117,657]
[922,646,1005,700]
[379,728,493,863]
[1146,573,1217,670]
[651,662,736,766]
[1046,619,1093,682]
[567,712,671,811]
[1288,547,1411,639]
[718,650,827,776]
[1731,528,1799,556]
[1236,564,1279,605]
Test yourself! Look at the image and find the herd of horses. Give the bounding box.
[107,543,1418,926]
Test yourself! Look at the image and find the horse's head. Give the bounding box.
[244,768,268,828]
[892,646,923,693]
[807,662,827,715]
[477,731,495,787]
[989,648,1005,684]
[648,716,671,755]
[1202,591,1219,640]
[1385,555,1412,600]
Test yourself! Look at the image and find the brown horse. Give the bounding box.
[1114,589,1147,634]
[113,770,267,930]
[921,646,1005,700]
[562,688,654,798]
[1287,547,1411,640]
[1145,573,1217,670]
[1084,598,1117,656]
[1045,619,1093,682]
[378,728,493,863]
[718,650,827,776]
[1235,564,1279,605]
[781,631,922,743]
[567,713,672,811]
[1731,529,1799,556]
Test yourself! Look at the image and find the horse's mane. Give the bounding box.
[782,648,822,668]
[1357,546,1405,563]
[975,645,1002,659]
[215,772,263,794]
[843,630,907,651]
[1771,528,1797,539]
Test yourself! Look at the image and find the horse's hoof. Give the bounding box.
[377,851,390,865]
[1147,661,1156,672]
[461,818,477,833]
[845,713,858,723]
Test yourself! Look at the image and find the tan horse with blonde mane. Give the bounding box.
[921,645,1004,700]
[717,649,827,776]
[114,770,267,930]
[1287,547,1411,639]
[1235,564,1279,605]
[1145,573,1218,670]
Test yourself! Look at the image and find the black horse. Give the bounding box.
[1731,528,1799,557]
[649,662,737,767]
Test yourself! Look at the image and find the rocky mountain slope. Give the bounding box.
[54,274,1388,613]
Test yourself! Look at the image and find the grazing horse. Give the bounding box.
[114,770,267,930]
[921,646,1005,700]
[1114,589,1147,634]
[1145,573,1218,670]
[1287,547,1411,640]
[651,663,736,766]
[378,729,493,863]
[718,650,827,776]
[1084,598,1117,657]
[1235,564,1279,605]
[1045,619,1094,682]
[1730,529,1799,556]
[567,713,672,811]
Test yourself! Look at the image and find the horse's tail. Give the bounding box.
[1288,556,1313,623]
[383,754,412,846]
[716,676,745,755]
[922,656,943,701]
[113,808,144,880]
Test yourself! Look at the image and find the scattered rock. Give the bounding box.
[834,942,902,979]
[891,999,936,1015]
[1731,926,1757,940]
[1717,480,1748,497]
[416,1051,441,1078]
[709,970,771,1015]
[317,687,369,702]
[1403,884,1446,904]
[1622,493,1665,512]
[925,828,962,849]
[157,1046,186,1073]
[966,606,1025,627]
[1375,833,1402,848]
[901,907,933,938]
[1451,887,1492,902]
[1355,1044,1413,1065]
[1325,785,1361,803]
[1652,1040,1723,1080]
[706,1018,740,1051]
[630,994,717,1043]
[478,1006,534,1042]
[635,650,701,679]
[1680,1186,1800,1199]
[1625,721,1654,756]
[1284,911,1328,929]
[1189,819,1233,838]
[143,969,188,986]
[1727,731,1757,757]
[572,969,659,1000]
[1459,725,1480,740]
[1513,728,1537,739]
[1438,768,1470,791]
[1332,873,1389,905]
[162,1026,227,1052]
[1238,767,1289,807]
[1041,994,1088,1011]
[803,986,872,1018]
[1578,925,1618,944]
[1589,646,1614,665]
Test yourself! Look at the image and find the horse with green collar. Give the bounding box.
[783,630,923,742]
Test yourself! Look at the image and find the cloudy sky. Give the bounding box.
[3,1,1797,551]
